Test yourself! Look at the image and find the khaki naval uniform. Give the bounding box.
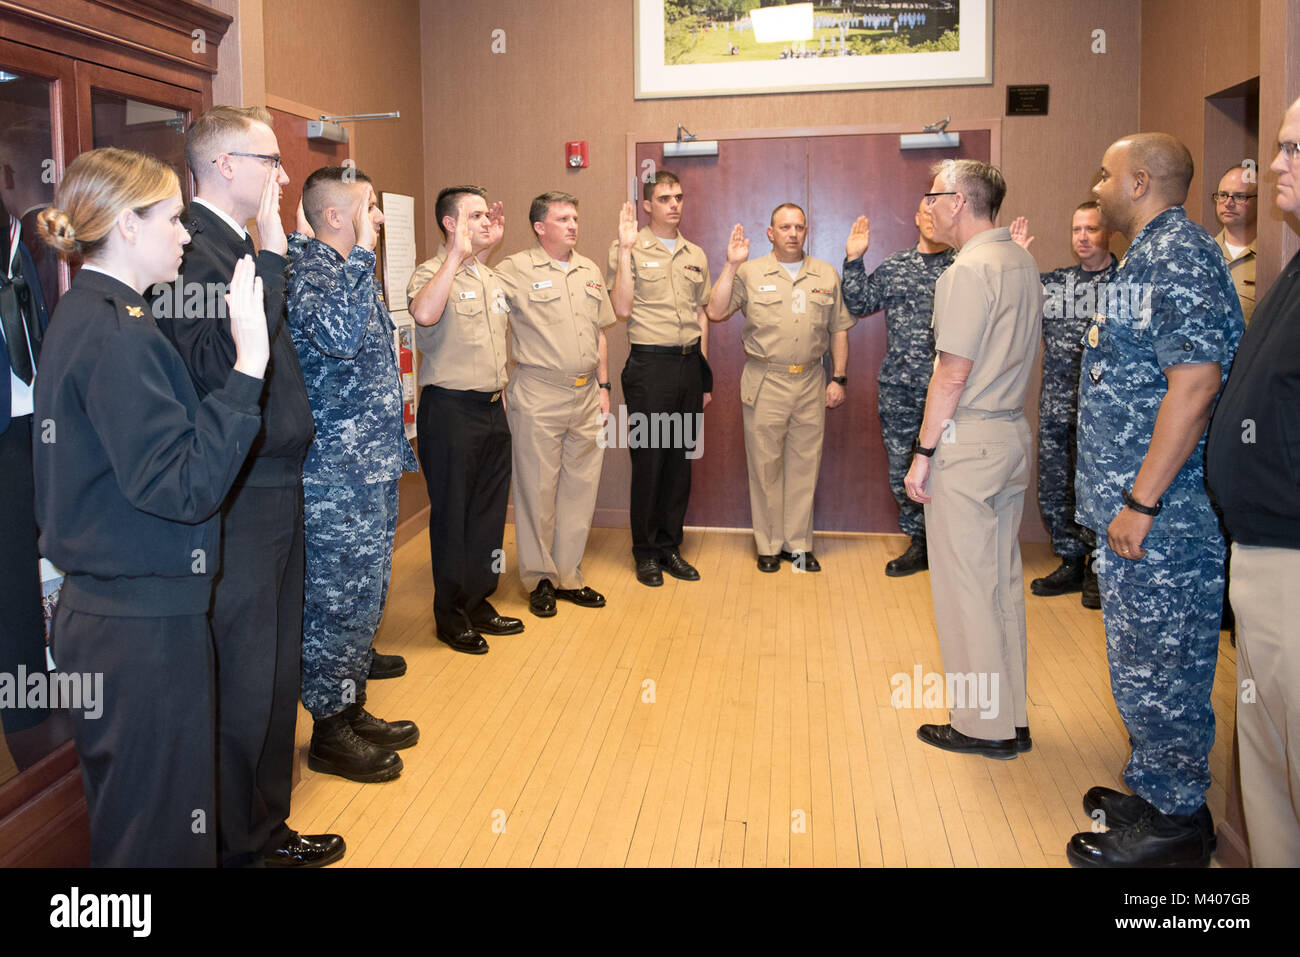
[923,227,1042,741]
[1213,229,1256,326]
[606,226,712,562]
[407,248,512,637]
[726,253,855,555]
[496,245,616,591]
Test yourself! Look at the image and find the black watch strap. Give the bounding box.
[599,381,612,390]
[1122,488,1162,516]
[913,439,936,457]
[831,375,847,386]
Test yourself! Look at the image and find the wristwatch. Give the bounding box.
[831,375,848,386]
[912,438,936,457]
[1121,488,1162,516]
[598,382,612,390]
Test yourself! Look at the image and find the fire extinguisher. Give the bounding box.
[399,330,416,429]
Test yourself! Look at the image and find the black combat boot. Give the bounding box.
[343,702,419,750]
[1081,557,1101,609]
[885,535,927,577]
[1031,555,1086,596]
[308,713,403,783]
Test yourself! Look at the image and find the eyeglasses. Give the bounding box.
[1278,141,1300,161]
[214,152,282,168]
[1211,191,1256,205]
[923,191,957,205]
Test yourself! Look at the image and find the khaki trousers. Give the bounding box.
[741,363,826,555]
[923,412,1030,741]
[1231,542,1300,866]
[506,366,603,591]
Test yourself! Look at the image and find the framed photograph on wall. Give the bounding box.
[634,1,992,99]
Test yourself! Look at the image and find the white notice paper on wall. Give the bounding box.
[381,192,417,312]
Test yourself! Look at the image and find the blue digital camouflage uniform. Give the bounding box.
[1075,206,1243,816]
[841,247,954,536]
[287,233,419,720]
[1037,256,1117,559]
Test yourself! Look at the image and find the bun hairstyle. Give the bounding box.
[36,147,179,261]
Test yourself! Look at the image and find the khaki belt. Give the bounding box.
[515,364,598,388]
[757,359,819,375]
[952,407,1023,421]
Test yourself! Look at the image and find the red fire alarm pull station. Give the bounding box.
[566,141,589,168]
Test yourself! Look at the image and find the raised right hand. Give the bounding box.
[618,201,638,249]
[227,255,269,378]
[255,168,288,257]
[1010,216,1035,250]
[354,190,378,251]
[449,201,474,263]
[726,223,749,265]
[845,215,870,259]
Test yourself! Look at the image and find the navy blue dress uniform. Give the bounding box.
[1036,257,1116,563]
[1076,206,1242,817]
[286,234,418,720]
[153,200,316,867]
[1,226,52,741]
[841,246,953,542]
[34,267,262,866]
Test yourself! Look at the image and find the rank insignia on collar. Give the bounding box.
[125,305,144,318]
[1087,325,1099,348]
[1089,363,1104,384]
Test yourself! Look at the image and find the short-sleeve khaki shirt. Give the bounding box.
[407,248,510,392]
[495,246,615,376]
[607,226,712,347]
[727,253,856,367]
[932,227,1043,414]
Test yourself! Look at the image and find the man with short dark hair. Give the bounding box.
[408,186,520,654]
[495,192,614,617]
[1207,99,1300,866]
[1211,165,1258,325]
[841,196,954,577]
[608,171,713,587]
[1067,133,1242,868]
[706,203,854,571]
[905,158,1042,761]
[1010,202,1117,607]
[287,167,419,782]
[155,105,341,868]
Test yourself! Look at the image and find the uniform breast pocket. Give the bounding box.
[754,292,783,307]
[454,300,486,343]
[582,284,607,321]
[529,286,565,323]
[637,267,668,286]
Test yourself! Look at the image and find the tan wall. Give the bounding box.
[418,0,1143,527]
[1139,0,1261,229]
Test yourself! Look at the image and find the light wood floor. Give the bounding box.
[289,525,1238,868]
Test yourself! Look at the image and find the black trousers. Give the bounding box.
[621,351,703,561]
[212,482,303,867]
[52,606,218,867]
[0,414,48,735]
[417,386,511,635]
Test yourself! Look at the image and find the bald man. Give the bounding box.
[1207,97,1300,866]
[1067,133,1243,868]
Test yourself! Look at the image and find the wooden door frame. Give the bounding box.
[625,119,1003,202]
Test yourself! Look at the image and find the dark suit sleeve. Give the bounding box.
[85,326,263,524]
[164,237,287,397]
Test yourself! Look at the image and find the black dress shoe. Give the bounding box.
[555,585,606,608]
[368,651,407,680]
[1031,555,1086,596]
[757,554,781,573]
[1067,804,1216,867]
[529,579,557,617]
[1081,559,1101,609]
[344,703,419,750]
[1082,786,1158,829]
[636,558,663,587]
[885,535,928,577]
[474,615,524,636]
[661,549,700,581]
[308,714,403,782]
[916,723,1017,759]
[264,831,346,868]
[437,627,489,655]
[780,549,821,572]
[1015,726,1032,752]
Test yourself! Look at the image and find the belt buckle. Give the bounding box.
[680,344,690,354]
[573,375,588,387]
[788,364,803,374]
[490,391,501,403]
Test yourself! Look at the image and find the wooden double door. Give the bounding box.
[633,129,991,534]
